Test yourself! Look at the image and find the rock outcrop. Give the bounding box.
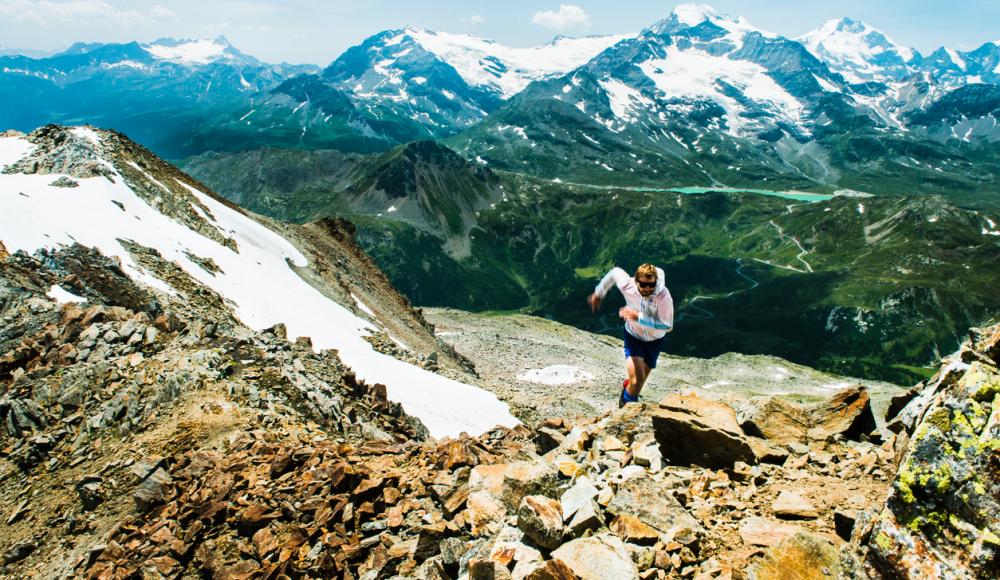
[861,326,1000,578]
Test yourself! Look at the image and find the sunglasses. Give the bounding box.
[637,280,657,289]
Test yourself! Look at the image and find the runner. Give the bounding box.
[587,263,674,407]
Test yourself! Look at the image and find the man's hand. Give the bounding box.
[587,293,602,313]
[619,307,639,321]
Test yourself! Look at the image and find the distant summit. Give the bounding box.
[797,17,918,82]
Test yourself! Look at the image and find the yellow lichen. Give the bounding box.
[898,466,918,504]
[875,531,894,551]
[925,408,952,433]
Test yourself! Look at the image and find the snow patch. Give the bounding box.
[0,136,35,169]
[600,78,654,121]
[638,46,803,136]
[47,285,86,304]
[351,293,376,318]
[71,127,101,145]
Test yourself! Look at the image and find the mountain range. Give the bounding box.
[2,4,999,199]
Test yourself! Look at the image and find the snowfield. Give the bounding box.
[407,28,631,98]
[0,133,519,439]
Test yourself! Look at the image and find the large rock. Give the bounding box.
[606,475,703,537]
[551,534,639,580]
[603,403,656,446]
[651,392,757,469]
[772,491,818,520]
[559,477,599,522]
[471,461,561,511]
[739,517,803,547]
[468,490,507,537]
[741,386,877,445]
[739,397,810,445]
[808,386,877,441]
[865,330,1000,579]
[517,496,564,549]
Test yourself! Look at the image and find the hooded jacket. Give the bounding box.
[594,266,674,341]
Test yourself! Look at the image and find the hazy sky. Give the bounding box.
[1,1,998,65]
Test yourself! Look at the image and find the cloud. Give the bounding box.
[531,4,590,31]
[469,14,485,25]
[0,0,176,26]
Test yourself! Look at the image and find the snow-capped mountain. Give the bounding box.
[447,4,1000,198]
[0,37,321,157]
[797,18,918,83]
[921,41,1000,86]
[0,125,518,437]
[322,27,630,134]
[453,5,849,165]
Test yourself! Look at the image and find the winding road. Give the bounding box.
[676,258,760,322]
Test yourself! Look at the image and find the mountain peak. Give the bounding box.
[670,3,725,27]
[797,17,918,82]
[649,3,767,39]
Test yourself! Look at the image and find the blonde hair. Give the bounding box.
[635,263,657,281]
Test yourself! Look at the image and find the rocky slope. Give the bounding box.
[4,237,995,578]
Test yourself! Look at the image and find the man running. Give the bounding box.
[587,263,674,407]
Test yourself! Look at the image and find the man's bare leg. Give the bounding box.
[626,356,647,397]
[635,359,652,396]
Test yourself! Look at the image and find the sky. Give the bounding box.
[1,0,998,65]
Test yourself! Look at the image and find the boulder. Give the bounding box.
[606,475,703,536]
[472,461,561,510]
[469,558,513,580]
[551,534,639,580]
[609,514,660,545]
[133,467,173,513]
[749,532,860,579]
[565,500,604,537]
[517,496,565,549]
[807,386,877,442]
[746,437,790,465]
[651,393,757,469]
[603,403,656,446]
[741,387,877,445]
[559,477,599,522]
[739,397,810,445]
[468,490,506,537]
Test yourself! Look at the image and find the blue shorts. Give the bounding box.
[623,329,665,369]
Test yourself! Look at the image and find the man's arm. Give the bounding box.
[588,267,629,312]
[593,267,630,298]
